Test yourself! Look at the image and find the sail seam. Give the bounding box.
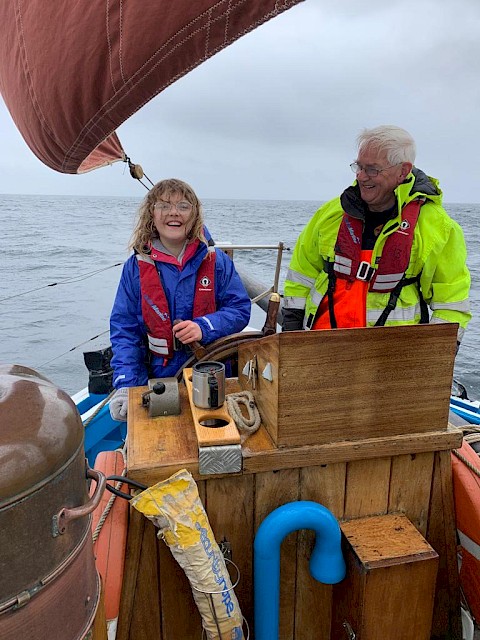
[63,0,301,170]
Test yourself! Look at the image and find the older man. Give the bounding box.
[282,125,471,345]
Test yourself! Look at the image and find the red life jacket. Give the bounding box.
[136,248,216,360]
[313,199,423,330]
[333,198,423,292]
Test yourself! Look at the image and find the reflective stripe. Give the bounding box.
[286,268,315,288]
[334,255,352,268]
[367,303,421,324]
[283,296,306,310]
[310,288,323,307]
[374,272,404,282]
[147,335,169,355]
[430,317,448,324]
[201,315,214,330]
[431,299,471,312]
[458,530,480,562]
[370,281,401,291]
[333,263,351,275]
[370,272,404,291]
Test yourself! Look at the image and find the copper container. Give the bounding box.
[0,365,106,639]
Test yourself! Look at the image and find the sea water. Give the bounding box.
[0,194,479,398]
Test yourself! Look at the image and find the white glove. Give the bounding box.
[109,388,129,421]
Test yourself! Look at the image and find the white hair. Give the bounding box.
[357,125,416,165]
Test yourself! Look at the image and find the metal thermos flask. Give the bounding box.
[192,361,225,409]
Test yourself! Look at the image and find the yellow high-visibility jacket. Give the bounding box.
[284,168,471,342]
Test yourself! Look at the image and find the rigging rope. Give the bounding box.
[452,447,480,479]
[452,426,480,478]
[35,329,110,368]
[82,389,117,427]
[0,262,123,303]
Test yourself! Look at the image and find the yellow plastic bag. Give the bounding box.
[130,469,244,640]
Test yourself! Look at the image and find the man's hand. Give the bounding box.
[172,320,203,344]
[109,388,129,421]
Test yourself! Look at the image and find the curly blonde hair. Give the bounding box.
[129,178,206,254]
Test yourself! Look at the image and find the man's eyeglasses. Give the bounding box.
[350,162,399,178]
[154,200,193,213]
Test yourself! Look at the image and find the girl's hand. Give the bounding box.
[173,320,203,344]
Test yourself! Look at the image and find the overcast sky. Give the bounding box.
[1,0,480,203]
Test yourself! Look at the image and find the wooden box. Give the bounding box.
[237,323,457,447]
[331,514,439,639]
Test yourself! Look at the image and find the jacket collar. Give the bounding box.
[340,167,442,221]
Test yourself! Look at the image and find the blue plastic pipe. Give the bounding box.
[254,500,346,640]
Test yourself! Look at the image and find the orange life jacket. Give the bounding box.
[137,250,216,359]
[313,199,422,330]
[313,250,371,329]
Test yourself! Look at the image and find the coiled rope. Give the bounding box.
[225,391,261,442]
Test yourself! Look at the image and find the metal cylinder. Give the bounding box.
[192,361,225,409]
[0,364,104,639]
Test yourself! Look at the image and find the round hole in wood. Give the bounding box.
[199,418,229,428]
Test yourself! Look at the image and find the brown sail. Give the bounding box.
[0,1,302,174]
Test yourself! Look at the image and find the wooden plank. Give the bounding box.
[295,464,347,640]
[91,581,108,640]
[341,514,439,566]
[300,463,347,518]
[255,469,300,640]
[388,452,434,536]
[427,451,463,640]
[127,518,162,640]
[116,507,145,640]
[242,426,463,478]
[344,458,391,518]
[205,475,255,630]
[183,368,241,446]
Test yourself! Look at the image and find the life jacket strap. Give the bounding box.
[374,275,425,327]
[326,260,338,329]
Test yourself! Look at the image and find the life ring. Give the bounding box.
[91,450,129,638]
[452,440,480,622]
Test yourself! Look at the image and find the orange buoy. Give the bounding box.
[452,440,480,622]
[91,450,129,634]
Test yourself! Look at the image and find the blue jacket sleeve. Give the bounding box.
[195,249,251,344]
[110,258,150,388]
